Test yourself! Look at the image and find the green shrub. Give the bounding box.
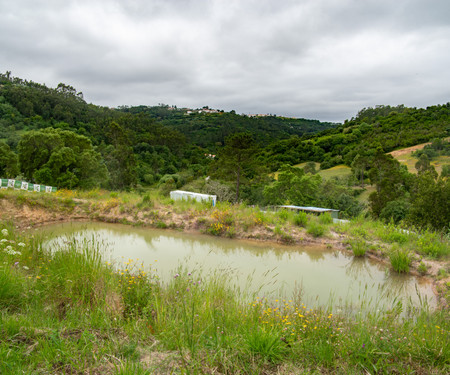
[274,225,294,244]
[417,262,428,275]
[293,212,308,227]
[379,199,410,224]
[137,194,153,209]
[277,209,290,222]
[319,212,333,225]
[437,268,448,280]
[307,222,326,237]
[293,211,308,227]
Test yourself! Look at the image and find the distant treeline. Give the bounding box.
[261,104,450,171]
[0,71,337,189]
[0,72,449,230]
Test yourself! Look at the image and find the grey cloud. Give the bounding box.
[0,0,449,122]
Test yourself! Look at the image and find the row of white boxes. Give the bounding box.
[1,179,56,193]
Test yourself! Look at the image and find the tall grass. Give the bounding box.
[1,190,449,373]
[389,246,412,273]
[350,239,368,257]
[0,223,448,374]
[293,211,308,227]
[307,221,327,237]
[416,230,449,258]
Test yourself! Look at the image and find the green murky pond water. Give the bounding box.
[40,221,436,311]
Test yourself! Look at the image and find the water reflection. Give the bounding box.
[39,221,436,311]
[344,257,378,280]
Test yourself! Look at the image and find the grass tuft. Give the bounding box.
[350,239,367,257]
[307,222,326,237]
[389,247,412,273]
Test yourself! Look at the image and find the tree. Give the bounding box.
[415,154,437,178]
[263,164,322,206]
[103,121,137,190]
[0,141,19,178]
[211,133,258,202]
[17,128,108,188]
[368,148,411,217]
[303,161,317,175]
[408,171,450,231]
[351,153,370,187]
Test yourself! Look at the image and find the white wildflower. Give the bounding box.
[4,245,20,256]
[0,239,7,243]
[23,266,29,270]
[18,242,26,247]
[1,229,8,236]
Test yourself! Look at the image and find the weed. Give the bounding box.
[350,239,367,257]
[384,230,409,244]
[277,209,290,222]
[0,265,24,311]
[319,212,333,225]
[293,211,308,227]
[389,247,412,273]
[416,231,449,258]
[206,208,235,237]
[437,268,448,280]
[117,259,158,318]
[245,327,286,363]
[417,262,428,276]
[273,225,294,244]
[307,222,326,237]
[155,221,168,229]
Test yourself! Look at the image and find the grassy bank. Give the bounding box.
[0,222,449,374]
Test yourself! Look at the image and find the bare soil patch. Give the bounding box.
[388,142,430,157]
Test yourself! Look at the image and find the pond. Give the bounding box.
[39,221,436,311]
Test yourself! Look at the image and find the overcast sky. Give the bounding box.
[1,0,449,122]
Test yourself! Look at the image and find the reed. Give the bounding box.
[389,246,412,273]
[350,239,368,257]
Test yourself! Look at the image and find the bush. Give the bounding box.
[319,212,333,225]
[307,222,326,237]
[417,262,428,275]
[277,209,290,222]
[379,199,410,224]
[137,194,153,209]
[293,212,308,227]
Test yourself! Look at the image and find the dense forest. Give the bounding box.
[119,104,337,149]
[0,72,449,230]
